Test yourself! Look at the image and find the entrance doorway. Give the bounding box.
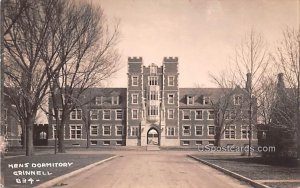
[147,128,159,145]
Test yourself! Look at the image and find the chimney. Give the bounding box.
[246,73,252,92]
[277,73,285,89]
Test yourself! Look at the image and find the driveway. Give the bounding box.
[54,151,252,188]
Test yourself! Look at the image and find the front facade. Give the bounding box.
[4,57,257,148]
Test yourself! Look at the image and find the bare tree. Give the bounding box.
[3,0,67,156]
[257,75,277,125]
[273,27,300,159]
[233,30,270,156]
[210,70,246,146]
[211,30,270,155]
[45,1,120,153]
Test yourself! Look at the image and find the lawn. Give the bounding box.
[192,155,300,188]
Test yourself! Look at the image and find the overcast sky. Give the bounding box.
[95,0,298,88]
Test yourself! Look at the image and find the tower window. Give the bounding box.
[168,94,174,104]
[149,76,158,85]
[150,65,157,74]
[168,76,175,86]
[132,76,138,86]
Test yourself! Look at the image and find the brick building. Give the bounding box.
[5,57,257,148]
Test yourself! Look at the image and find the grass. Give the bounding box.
[193,155,300,188]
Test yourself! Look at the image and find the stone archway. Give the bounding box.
[147,127,160,145]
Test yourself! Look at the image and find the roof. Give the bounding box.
[179,87,247,108]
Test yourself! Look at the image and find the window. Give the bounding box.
[195,125,203,136]
[203,96,210,105]
[132,109,138,119]
[183,110,190,120]
[70,125,82,139]
[112,96,119,105]
[70,109,82,120]
[167,127,176,136]
[150,91,159,100]
[132,94,138,104]
[150,65,157,74]
[95,97,102,105]
[116,110,123,120]
[187,96,194,105]
[103,110,111,120]
[168,109,175,119]
[91,140,97,146]
[195,110,203,120]
[39,131,47,139]
[225,125,236,139]
[116,126,123,136]
[208,126,215,136]
[208,141,215,145]
[148,106,159,116]
[17,125,22,136]
[208,110,215,120]
[52,125,57,139]
[3,124,7,136]
[103,125,111,136]
[168,94,174,104]
[168,76,175,86]
[53,109,63,120]
[224,111,230,120]
[234,95,242,105]
[90,110,98,120]
[183,141,190,146]
[183,125,191,136]
[3,109,7,120]
[196,140,202,145]
[241,125,250,139]
[131,126,139,136]
[241,110,248,120]
[132,76,138,86]
[149,76,158,85]
[103,141,110,145]
[90,125,98,136]
[230,110,236,120]
[116,141,122,145]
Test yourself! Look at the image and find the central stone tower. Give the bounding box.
[126,57,180,146]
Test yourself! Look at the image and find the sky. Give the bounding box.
[94,0,299,88]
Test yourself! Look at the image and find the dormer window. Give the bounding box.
[187,96,194,105]
[112,96,119,105]
[203,96,210,105]
[95,97,102,105]
[234,95,242,105]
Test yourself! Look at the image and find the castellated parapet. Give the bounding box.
[128,56,143,62]
[163,56,178,62]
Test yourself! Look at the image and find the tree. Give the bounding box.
[233,30,270,156]
[3,0,68,156]
[209,70,245,146]
[46,1,120,153]
[211,30,270,155]
[273,27,300,159]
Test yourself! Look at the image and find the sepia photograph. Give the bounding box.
[0,0,299,187]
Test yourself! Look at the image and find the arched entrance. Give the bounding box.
[147,127,159,145]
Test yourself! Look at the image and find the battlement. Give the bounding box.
[128,56,143,62]
[163,56,178,62]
